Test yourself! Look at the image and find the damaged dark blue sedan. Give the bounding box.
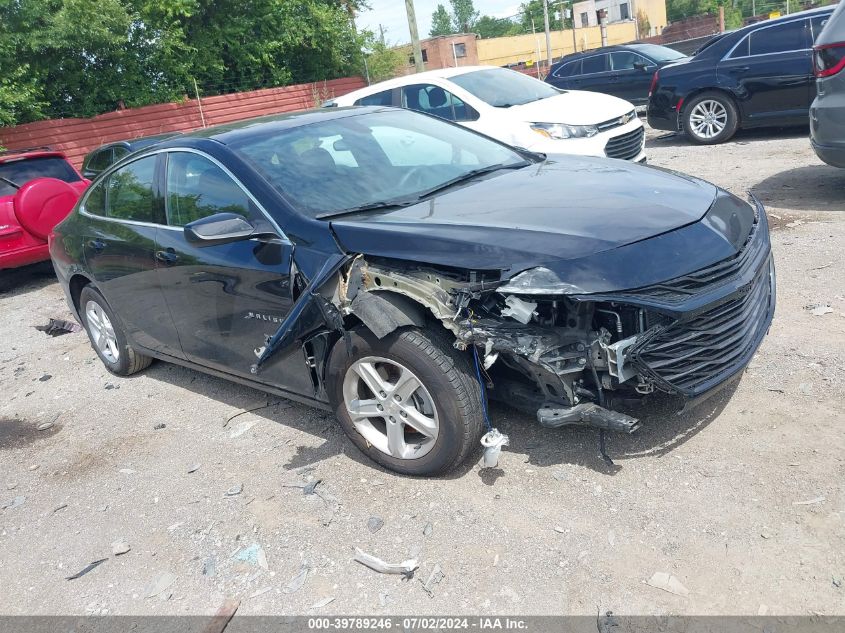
[50,107,775,475]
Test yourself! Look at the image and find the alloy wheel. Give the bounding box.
[688,99,728,140]
[342,356,439,460]
[85,300,120,363]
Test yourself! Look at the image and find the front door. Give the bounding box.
[609,51,656,105]
[80,154,183,357]
[153,151,306,392]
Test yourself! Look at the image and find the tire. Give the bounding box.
[682,91,739,145]
[327,326,484,476]
[79,285,152,376]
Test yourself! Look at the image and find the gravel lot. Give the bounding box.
[1,124,844,617]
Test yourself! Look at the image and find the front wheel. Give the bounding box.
[682,92,739,145]
[327,326,484,476]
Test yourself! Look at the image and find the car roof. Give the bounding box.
[93,132,182,153]
[735,5,833,35]
[334,65,520,99]
[154,106,391,147]
[556,44,640,62]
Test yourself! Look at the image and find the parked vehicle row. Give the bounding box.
[50,106,775,475]
[547,43,688,106]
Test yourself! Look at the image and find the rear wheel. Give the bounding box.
[79,286,152,376]
[328,326,484,476]
[682,91,739,145]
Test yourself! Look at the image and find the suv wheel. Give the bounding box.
[79,286,152,376]
[328,326,484,476]
[682,92,739,144]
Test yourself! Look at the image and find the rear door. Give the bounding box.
[80,154,183,356]
[575,53,614,94]
[153,150,305,391]
[718,18,813,122]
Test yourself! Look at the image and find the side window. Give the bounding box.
[354,90,393,106]
[401,84,476,122]
[106,156,160,223]
[554,60,581,77]
[748,19,810,56]
[83,180,107,217]
[165,153,251,226]
[581,54,609,74]
[113,146,130,162]
[610,51,643,70]
[86,149,113,174]
[729,36,749,58]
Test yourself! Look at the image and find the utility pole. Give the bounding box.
[562,1,576,54]
[405,0,425,73]
[542,0,553,69]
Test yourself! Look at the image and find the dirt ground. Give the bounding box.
[1,125,844,617]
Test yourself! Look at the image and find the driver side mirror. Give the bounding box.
[184,213,255,246]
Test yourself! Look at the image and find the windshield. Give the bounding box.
[627,43,687,62]
[0,156,80,196]
[230,109,529,218]
[449,67,560,107]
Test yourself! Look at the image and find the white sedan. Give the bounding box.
[329,65,646,162]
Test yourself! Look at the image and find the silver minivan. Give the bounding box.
[811,1,845,167]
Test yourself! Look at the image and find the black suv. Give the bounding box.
[547,43,688,106]
[648,7,834,144]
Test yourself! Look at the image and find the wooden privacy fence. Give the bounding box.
[0,76,366,169]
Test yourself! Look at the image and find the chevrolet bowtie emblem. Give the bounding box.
[620,112,633,124]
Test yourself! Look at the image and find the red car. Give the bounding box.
[0,147,89,269]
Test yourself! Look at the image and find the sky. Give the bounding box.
[356,0,522,45]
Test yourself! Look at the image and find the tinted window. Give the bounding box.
[355,90,393,106]
[231,109,527,218]
[729,35,749,58]
[83,181,107,216]
[106,156,160,223]
[611,51,647,70]
[401,84,477,122]
[165,153,251,226]
[85,149,113,173]
[748,19,810,55]
[113,146,131,161]
[554,60,581,77]
[0,156,81,196]
[582,54,609,74]
[449,67,559,107]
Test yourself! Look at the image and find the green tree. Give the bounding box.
[449,0,479,32]
[362,30,404,82]
[430,4,455,36]
[474,15,521,38]
[519,0,564,32]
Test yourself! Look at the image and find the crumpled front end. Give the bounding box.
[326,195,774,436]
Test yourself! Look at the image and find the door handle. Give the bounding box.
[155,249,179,265]
[731,66,751,72]
[88,239,105,252]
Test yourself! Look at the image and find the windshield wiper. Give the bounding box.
[0,176,20,190]
[316,198,417,220]
[412,161,531,200]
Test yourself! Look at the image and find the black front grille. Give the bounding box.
[605,127,644,160]
[631,257,774,395]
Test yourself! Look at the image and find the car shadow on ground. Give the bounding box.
[142,358,737,483]
[751,164,845,212]
[646,125,809,149]
[0,261,57,297]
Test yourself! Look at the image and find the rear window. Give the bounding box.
[0,156,81,197]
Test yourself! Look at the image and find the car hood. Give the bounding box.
[329,155,744,293]
[506,91,634,125]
